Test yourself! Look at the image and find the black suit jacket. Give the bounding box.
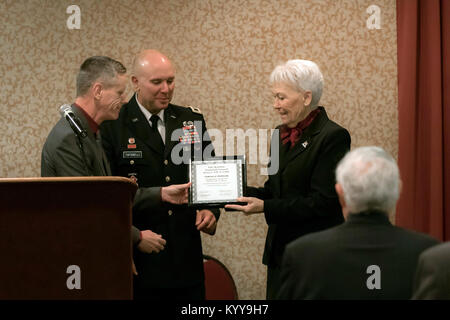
[100,95,219,289]
[247,107,350,267]
[412,241,450,299]
[278,211,440,300]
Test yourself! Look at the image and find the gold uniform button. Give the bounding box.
[130,160,135,165]
[168,210,173,216]
[164,160,169,165]
[165,176,170,182]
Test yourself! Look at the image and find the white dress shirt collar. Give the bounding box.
[135,94,165,126]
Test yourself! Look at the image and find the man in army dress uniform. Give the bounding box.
[101,50,219,300]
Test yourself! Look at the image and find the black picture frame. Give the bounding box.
[188,155,247,208]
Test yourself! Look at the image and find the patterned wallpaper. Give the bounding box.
[0,0,397,299]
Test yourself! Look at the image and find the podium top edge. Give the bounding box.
[0,176,137,187]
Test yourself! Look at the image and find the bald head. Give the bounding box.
[131,49,176,113]
[132,49,174,77]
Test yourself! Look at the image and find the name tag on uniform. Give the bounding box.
[123,151,143,159]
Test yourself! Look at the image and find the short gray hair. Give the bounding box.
[335,146,400,214]
[76,56,127,97]
[269,59,324,108]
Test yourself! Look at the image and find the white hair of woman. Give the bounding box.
[335,146,401,215]
[269,59,324,108]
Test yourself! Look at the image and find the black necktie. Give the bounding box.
[150,114,164,149]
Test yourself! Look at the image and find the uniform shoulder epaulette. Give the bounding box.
[187,105,202,114]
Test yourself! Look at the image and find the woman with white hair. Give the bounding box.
[226,59,351,299]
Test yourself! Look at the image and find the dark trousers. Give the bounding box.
[266,265,282,300]
[133,282,205,300]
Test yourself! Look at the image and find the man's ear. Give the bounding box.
[92,82,103,100]
[335,183,344,203]
[335,183,348,218]
[131,76,139,92]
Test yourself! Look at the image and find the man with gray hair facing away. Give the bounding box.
[277,146,439,299]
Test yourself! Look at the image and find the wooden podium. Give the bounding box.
[0,177,137,299]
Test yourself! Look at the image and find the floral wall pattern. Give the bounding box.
[0,0,397,299]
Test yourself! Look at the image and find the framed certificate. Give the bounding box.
[188,155,247,207]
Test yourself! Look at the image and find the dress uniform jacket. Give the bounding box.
[278,210,440,300]
[100,95,219,289]
[246,107,351,268]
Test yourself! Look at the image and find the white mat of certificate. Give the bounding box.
[194,160,242,202]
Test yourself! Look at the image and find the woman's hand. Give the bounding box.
[225,197,264,214]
